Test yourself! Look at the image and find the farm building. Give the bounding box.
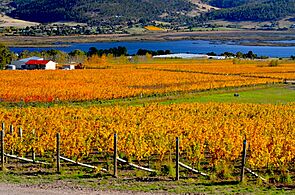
[25,60,56,70]
[5,65,16,70]
[153,53,227,60]
[11,56,44,69]
[62,64,75,70]
[153,53,208,59]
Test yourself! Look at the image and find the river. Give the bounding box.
[10,40,295,57]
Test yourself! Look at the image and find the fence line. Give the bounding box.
[0,123,268,183]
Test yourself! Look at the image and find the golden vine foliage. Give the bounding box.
[0,68,279,103]
[0,103,294,169]
[138,59,295,79]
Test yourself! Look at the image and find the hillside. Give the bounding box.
[205,0,295,21]
[203,0,256,8]
[3,0,295,27]
[8,0,199,25]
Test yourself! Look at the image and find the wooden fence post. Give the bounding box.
[240,139,247,182]
[1,123,4,136]
[18,127,22,140]
[9,125,14,161]
[32,130,35,162]
[1,124,5,164]
[9,125,13,135]
[56,133,60,173]
[1,131,4,171]
[113,133,118,178]
[176,137,180,181]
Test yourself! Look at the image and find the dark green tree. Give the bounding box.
[0,43,14,69]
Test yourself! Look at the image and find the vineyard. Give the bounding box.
[0,59,287,103]
[0,58,294,191]
[138,59,295,79]
[1,103,294,168]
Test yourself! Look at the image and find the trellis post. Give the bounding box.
[240,139,247,182]
[176,137,180,181]
[113,133,118,178]
[56,133,60,173]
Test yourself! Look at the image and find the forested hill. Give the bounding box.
[203,0,258,8]
[8,0,196,25]
[5,0,295,26]
[205,0,295,21]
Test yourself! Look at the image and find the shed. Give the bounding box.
[6,65,16,70]
[63,65,75,70]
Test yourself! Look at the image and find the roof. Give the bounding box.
[26,60,50,65]
[19,56,44,63]
[153,53,208,59]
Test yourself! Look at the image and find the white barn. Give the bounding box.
[25,60,56,70]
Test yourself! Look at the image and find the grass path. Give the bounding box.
[1,84,293,108]
[162,85,295,105]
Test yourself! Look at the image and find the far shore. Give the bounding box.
[1,30,295,47]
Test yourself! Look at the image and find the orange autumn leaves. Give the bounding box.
[1,103,294,169]
[139,60,295,79]
[0,66,280,103]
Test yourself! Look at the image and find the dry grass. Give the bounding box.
[0,15,39,27]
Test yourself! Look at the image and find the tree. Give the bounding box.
[236,51,243,58]
[19,50,31,59]
[87,47,99,57]
[84,54,100,68]
[269,60,279,67]
[69,49,86,63]
[245,51,257,59]
[100,54,107,66]
[0,43,14,69]
[145,53,152,61]
[207,52,217,56]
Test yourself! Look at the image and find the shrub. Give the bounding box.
[269,60,279,67]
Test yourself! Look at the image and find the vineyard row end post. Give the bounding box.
[114,133,118,178]
[1,131,4,171]
[56,133,61,173]
[176,137,180,181]
[240,139,247,183]
[1,123,4,136]
[32,130,36,162]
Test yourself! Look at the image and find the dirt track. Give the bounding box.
[0,182,154,195]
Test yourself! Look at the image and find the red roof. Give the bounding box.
[26,60,50,65]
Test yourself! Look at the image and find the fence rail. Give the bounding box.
[0,123,270,183]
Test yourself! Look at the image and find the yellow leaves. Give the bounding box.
[0,64,282,103]
[0,102,294,169]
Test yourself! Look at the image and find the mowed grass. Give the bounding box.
[1,84,293,108]
[162,85,295,105]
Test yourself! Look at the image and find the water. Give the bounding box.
[268,40,295,44]
[10,40,295,57]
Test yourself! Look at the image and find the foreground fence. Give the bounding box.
[0,123,269,183]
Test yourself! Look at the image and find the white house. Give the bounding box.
[25,60,56,70]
